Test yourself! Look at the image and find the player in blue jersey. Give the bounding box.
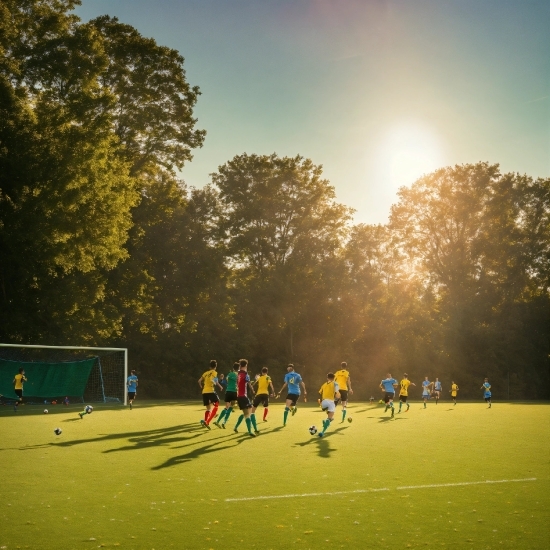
[481,378,492,408]
[433,378,442,404]
[379,374,398,417]
[422,377,433,408]
[127,370,138,410]
[276,364,307,426]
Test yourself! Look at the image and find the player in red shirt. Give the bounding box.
[233,359,257,437]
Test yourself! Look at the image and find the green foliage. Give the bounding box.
[0,3,547,399]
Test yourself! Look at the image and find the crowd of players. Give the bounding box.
[8,363,493,431]
[189,360,493,437]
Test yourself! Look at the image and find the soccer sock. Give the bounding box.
[224,408,233,423]
[284,407,290,424]
[263,407,268,421]
[217,409,227,423]
[245,417,252,433]
[250,413,258,431]
[399,401,402,411]
[207,403,219,424]
[342,409,347,421]
[204,410,209,422]
[424,401,426,408]
[235,414,244,429]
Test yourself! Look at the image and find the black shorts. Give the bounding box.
[225,391,238,403]
[237,396,252,410]
[384,392,395,403]
[339,390,348,402]
[202,393,219,406]
[399,394,407,403]
[128,391,136,400]
[286,393,300,406]
[15,389,23,398]
[253,393,269,408]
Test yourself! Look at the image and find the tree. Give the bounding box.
[211,153,352,368]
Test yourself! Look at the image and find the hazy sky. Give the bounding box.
[76,0,550,224]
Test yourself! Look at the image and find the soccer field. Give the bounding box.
[1,401,548,550]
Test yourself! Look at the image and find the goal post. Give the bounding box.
[0,344,128,405]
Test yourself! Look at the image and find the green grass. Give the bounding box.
[0,400,549,550]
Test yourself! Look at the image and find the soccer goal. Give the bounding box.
[0,344,128,405]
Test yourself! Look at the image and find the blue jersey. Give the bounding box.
[381,378,397,392]
[483,382,491,397]
[434,381,442,391]
[422,380,431,394]
[127,375,138,392]
[284,372,303,395]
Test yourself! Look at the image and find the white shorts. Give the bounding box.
[321,399,336,413]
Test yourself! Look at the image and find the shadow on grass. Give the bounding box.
[292,426,349,458]
[18,423,200,451]
[151,433,253,470]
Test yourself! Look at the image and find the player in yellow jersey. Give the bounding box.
[13,368,27,411]
[251,367,275,423]
[450,381,459,405]
[317,373,340,437]
[198,360,224,430]
[398,373,415,413]
[334,362,353,422]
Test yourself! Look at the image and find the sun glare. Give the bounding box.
[380,122,446,189]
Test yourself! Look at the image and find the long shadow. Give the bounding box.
[18,423,199,451]
[151,433,252,470]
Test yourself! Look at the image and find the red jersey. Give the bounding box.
[237,370,250,397]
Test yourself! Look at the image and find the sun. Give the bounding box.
[380,122,446,188]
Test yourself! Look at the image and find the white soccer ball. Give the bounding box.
[43,409,48,414]
[309,425,317,435]
[54,427,62,436]
[85,405,93,414]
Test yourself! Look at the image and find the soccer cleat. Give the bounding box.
[254,430,260,435]
[221,423,226,429]
[200,420,211,430]
[233,428,238,433]
[397,410,401,414]
[391,408,394,418]
[79,412,85,418]
[248,431,256,437]
[291,407,297,416]
[318,432,324,437]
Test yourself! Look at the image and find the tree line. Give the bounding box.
[1,1,548,399]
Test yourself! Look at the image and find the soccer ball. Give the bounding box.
[85,405,93,414]
[347,417,352,423]
[54,427,62,436]
[309,425,317,435]
[43,409,48,414]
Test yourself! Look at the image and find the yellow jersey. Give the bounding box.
[256,374,271,395]
[400,378,411,396]
[201,369,218,393]
[451,383,459,396]
[14,374,26,390]
[319,381,338,401]
[334,369,349,391]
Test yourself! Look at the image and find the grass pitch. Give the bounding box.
[0,400,548,549]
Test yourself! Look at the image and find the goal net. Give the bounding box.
[0,344,128,405]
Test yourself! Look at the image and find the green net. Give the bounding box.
[0,358,94,400]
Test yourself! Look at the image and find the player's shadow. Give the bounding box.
[293,426,348,458]
[18,423,199,451]
[151,434,251,470]
[377,416,407,422]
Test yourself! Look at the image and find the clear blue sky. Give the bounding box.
[76,0,549,224]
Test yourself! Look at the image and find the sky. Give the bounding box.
[75,0,550,224]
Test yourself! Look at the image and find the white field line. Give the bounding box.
[396,478,537,490]
[225,488,390,502]
[225,477,537,502]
